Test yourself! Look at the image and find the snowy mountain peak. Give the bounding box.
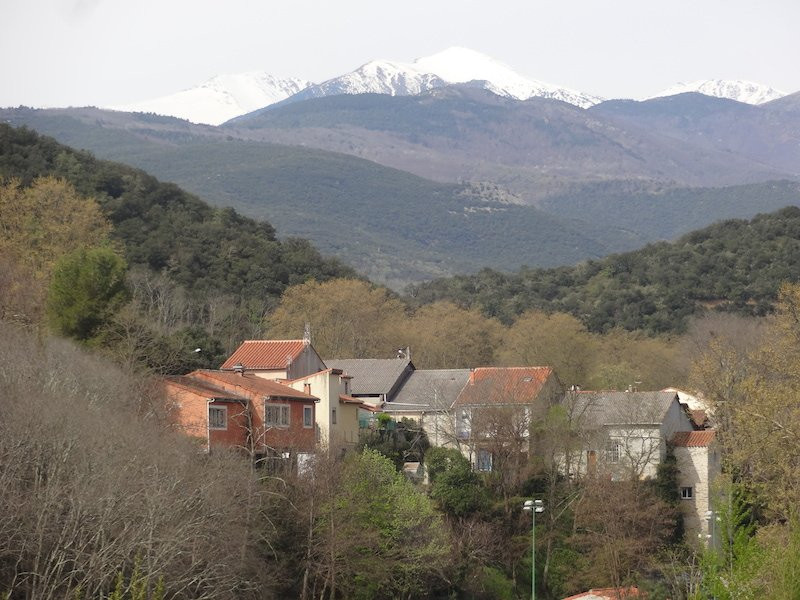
[648,80,785,105]
[111,72,312,125]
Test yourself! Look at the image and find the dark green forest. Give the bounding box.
[408,207,800,334]
[0,123,353,299]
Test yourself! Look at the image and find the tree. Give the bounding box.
[309,449,450,599]
[0,177,112,322]
[399,301,504,369]
[427,448,489,518]
[500,310,596,388]
[267,279,405,358]
[46,246,129,342]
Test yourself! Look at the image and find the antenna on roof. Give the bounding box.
[303,322,311,346]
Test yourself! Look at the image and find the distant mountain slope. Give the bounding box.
[112,73,312,125]
[590,93,800,176]
[763,90,800,115]
[409,207,800,334]
[0,123,353,300]
[0,108,650,288]
[228,87,791,190]
[647,79,785,104]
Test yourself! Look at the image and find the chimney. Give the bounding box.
[304,383,311,395]
[233,363,245,376]
[303,323,311,346]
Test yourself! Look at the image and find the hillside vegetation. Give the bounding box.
[409,207,800,334]
[0,110,655,286]
[0,123,353,299]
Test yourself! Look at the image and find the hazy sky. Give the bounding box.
[2,0,798,108]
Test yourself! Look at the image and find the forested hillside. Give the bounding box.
[0,124,353,298]
[409,207,800,333]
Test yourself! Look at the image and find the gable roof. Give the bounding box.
[163,375,249,402]
[389,369,471,411]
[191,370,318,401]
[453,367,556,407]
[572,391,679,427]
[672,430,717,447]
[221,340,307,370]
[325,358,413,397]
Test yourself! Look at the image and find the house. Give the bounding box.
[384,368,471,447]
[162,375,252,452]
[283,368,364,451]
[221,338,326,381]
[325,356,414,408]
[452,367,563,470]
[672,430,721,542]
[164,369,318,468]
[569,390,695,480]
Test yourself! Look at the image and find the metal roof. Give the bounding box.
[388,369,471,411]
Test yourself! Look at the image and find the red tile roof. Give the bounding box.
[163,376,249,402]
[339,394,365,406]
[453,367,555,407]
[221,340,307,370]
[191,370,317,401]
[672,430,716,447]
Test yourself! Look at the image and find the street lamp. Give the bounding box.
[523,499,545,600]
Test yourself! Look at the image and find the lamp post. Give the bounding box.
[523,499,545,600]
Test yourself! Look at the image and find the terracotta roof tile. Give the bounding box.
[339,394,365,406]
[453,367,555,407]
[191,370,317,401]
[163,376,249,402]
[672,430,716,447]
[221,340,306,370]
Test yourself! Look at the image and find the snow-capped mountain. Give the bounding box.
[287,47,603,109]
[412,47,602,108]
[286,59,447,102]
[112,73,312,126]
[647,80,785,105]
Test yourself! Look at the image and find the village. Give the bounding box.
[164,329,720,559]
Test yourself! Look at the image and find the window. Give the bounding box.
[331,408,337,425]
[265,403,290,428]
[605,439,622,464]
[476,449,493,472]
[303,406,314,428]
[209,405,227,429]
[681,486,694,500]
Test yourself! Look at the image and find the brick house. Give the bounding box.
[162,369,318,466]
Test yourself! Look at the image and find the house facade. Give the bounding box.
[164,369,318,467]
[672,430,721,541]
[452,367,563,470]
[284,368,363,451]
[570,390,695,480]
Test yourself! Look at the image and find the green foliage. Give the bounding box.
[359,417,430,469]
[411,207,800,333]
[0,123,354,302]
[651,446,684,543]
[319,449,449,599]
[695,485,766,600]
[46,246,129,342]
[474,566,515,600]
[431,459,489,518]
